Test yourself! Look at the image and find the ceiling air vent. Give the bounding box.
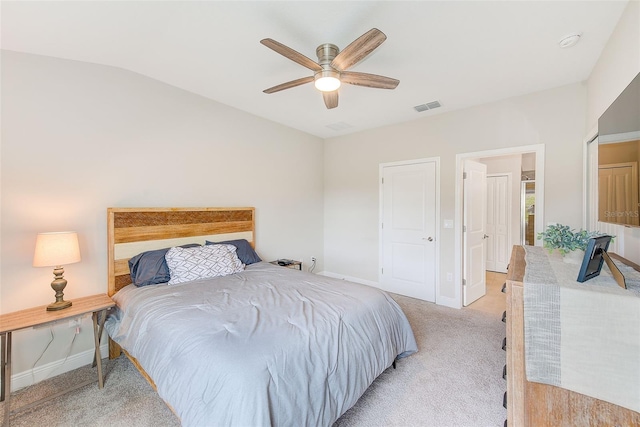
[414,100,442,112]
[326,122,353,131]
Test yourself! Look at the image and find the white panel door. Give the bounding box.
[486,175,510,273]
[381,161,437,302]
[463,160,487,306]
[599,163,639,226]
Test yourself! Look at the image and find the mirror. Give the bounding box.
[521,181,535,245]
[598,72,640,227]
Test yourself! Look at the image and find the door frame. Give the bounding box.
[451,144,545,309]
[379,157,441,302]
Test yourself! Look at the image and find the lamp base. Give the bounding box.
[47,300,72,311]
[47,266,73,311]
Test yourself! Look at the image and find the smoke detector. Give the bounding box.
[559,33,581,48]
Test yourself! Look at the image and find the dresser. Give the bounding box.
[504,245,640,426]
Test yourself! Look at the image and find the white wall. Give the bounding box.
[0,51,324,383]
[586,0,640,263]
[324,83,587,304]
[587,1,640,130]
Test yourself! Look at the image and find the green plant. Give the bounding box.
[537,224,601,255]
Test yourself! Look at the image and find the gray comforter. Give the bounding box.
[105,262,417,427]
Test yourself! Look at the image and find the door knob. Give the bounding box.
[483,234,489,239]
[423,237,433,242]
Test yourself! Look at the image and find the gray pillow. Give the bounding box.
[129,244,200,287]
[205,239,261,265]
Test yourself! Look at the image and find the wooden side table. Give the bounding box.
[0,294,115,426]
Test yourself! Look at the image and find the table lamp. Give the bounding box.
[33,231,81,311]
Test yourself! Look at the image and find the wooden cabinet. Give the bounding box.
[505,246,640,426]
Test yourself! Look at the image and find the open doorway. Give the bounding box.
[454,144,545,308]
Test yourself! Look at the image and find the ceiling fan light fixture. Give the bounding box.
[262,29,397,107]
[315,76,341,92]
[314,70,341,92]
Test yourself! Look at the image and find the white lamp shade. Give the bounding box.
[33,231,81,267]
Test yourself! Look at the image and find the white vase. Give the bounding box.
[563,249,585,265]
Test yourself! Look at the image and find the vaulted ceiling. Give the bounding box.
[1,1,629,138]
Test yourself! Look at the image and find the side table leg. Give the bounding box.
[2,332,12,426]
[92,310,108,368]
[1,333,5,402]
[92,312,104,389]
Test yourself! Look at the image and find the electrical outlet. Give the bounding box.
[446,272,453,282]
[311,257,317,262]
[68,318,81,329]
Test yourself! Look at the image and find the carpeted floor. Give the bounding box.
[335,294,507,427]
[1,293,507,427]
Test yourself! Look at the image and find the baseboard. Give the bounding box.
[11,343,108,392]
[436,295,461,309]
[318,271,380,288]
[320,271,463,309]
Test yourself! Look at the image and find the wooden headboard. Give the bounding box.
[107,207,255,296]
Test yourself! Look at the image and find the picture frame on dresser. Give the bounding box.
[576,235,611,282]
[576,235,627,289]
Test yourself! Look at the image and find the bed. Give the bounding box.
[104,207,418,427]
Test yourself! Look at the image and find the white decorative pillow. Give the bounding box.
[165,244,245,285]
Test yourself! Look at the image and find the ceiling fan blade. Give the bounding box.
[323,91,338,109]
[341,71,399,89]
[263,76,314,94]
[330,28,387,71]
[261,38,322,72]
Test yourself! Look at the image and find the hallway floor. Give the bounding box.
[466,271,507,316]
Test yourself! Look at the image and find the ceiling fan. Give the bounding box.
[261,28,399,109]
